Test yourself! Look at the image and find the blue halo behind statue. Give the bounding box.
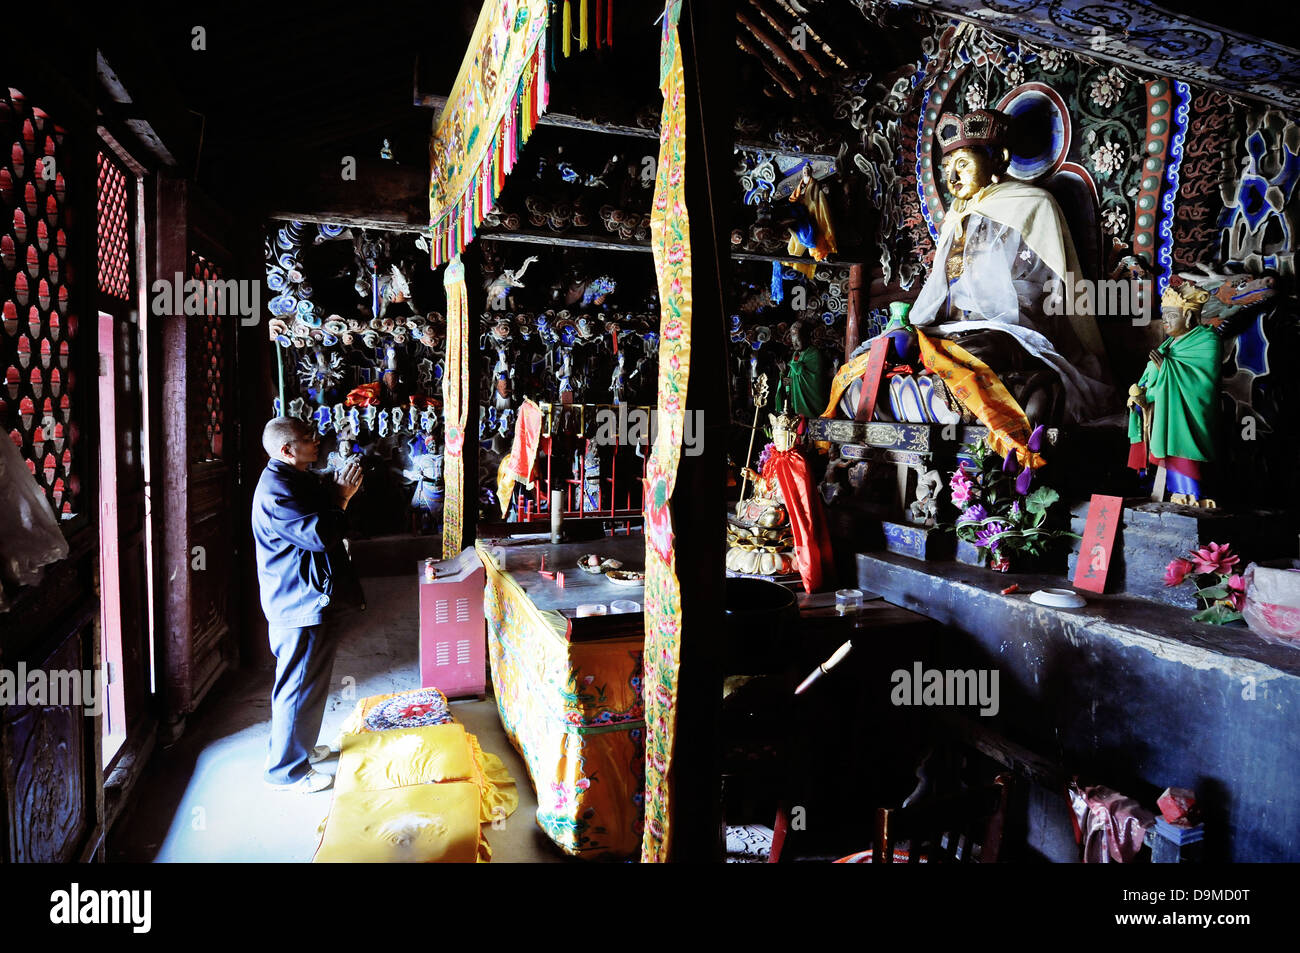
[997,83,1070,182]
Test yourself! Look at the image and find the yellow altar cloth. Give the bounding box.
[476,543,645,858]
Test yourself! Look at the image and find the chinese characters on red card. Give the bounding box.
[1073,494,1123,593]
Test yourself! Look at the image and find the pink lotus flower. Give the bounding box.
[950,464,974,506]
[1164,557,1193,587]
[1226,573,1246,611]
[1191,542,1239,576]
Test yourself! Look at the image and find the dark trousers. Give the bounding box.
[265,618,341,784]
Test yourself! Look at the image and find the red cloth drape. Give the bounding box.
[505,399,543,485]
[764,448,834,593]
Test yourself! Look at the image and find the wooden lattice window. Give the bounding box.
[191,251,225,460]
[1,87,79,520]
[96,151,132,299]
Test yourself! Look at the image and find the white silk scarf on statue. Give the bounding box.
[908,180,1114,423]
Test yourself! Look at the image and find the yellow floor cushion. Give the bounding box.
[313,782,485,863]
[334,723,478,795]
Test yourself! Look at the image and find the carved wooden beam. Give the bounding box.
[480,228,651,253]
[736,8,814,93]
[748,0,831,79]
[772,0,848,69]
[264,156,429,231]
[735,35,799,99]
[416,93,658,140]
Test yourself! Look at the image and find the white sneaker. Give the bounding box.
[308,744,339,764]
[266,768,334,794]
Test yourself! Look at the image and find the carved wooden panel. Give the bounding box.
[2,626,88,863]
[1,86,83,522]
[188,474,233,702]
[96,150,132,300]
[189,251,227,462]
[183,246,236,710]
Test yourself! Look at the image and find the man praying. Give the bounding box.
[252,417,365,793]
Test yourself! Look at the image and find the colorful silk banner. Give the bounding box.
[428,0,550,267]
[442,256,469,558]
[641,0,688,864]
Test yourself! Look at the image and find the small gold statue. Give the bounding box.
[727,406,835,592]
[728,408,799,577]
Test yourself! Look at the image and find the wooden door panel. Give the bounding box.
[2,625,90,863]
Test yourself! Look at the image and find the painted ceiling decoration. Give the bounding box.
[893,0,1300,110]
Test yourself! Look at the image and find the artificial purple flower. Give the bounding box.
[1028,424,1045,453]
[958,504,987,524]
[1002,451,1017,473]
[1010,500,1022,520]
[975,521,1007,550]
[1015,464,1033,495]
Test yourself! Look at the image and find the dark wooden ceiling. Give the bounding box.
[97,0,481,198]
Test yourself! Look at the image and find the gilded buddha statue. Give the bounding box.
[907,109,1115,426]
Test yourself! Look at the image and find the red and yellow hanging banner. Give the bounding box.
[442,255,470,558]
[429,0,550,267]
[640,0,688,864]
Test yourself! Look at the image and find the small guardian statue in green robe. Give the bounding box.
[776,320,830,419]
[1126,284,1218,506]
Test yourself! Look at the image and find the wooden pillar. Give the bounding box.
[845,263,865,359]
[155,174,193,740]
[667,0,733,862]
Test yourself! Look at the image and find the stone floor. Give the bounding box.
[108,575,567,863]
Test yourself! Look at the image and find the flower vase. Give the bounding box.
[955,539,986,567]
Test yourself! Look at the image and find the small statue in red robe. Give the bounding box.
[727,408,834,592]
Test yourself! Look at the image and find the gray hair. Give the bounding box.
[262,416,307,458]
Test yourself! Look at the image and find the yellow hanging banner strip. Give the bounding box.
[641,0,689,865]
[442,255,469,558]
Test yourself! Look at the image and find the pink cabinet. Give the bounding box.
[418,549,487,698]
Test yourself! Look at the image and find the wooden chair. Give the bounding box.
[867,773,1012,863]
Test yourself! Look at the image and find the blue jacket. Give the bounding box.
[252,459,364,627]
